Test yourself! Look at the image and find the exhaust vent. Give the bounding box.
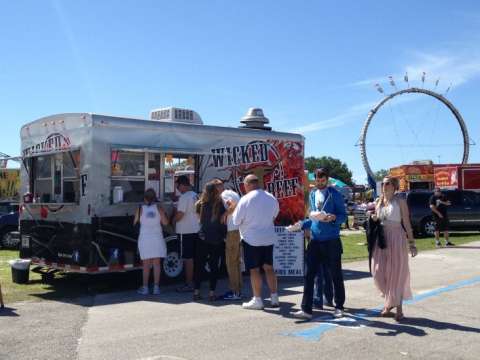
[239,108,271,130]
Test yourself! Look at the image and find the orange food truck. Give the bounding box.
[389,162,435,191]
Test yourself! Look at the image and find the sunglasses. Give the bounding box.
[315,175,328,180]
[382,181,392,186]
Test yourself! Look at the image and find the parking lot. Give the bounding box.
[1,241,479,360]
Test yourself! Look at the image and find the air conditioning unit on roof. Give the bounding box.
[150,107,203,125]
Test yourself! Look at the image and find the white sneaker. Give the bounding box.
[242,297,264,310]
[152,286,161,295]
[137,286,149,295]
[292,310,312,320]
[334,308,344,318]
[270,293,280,308]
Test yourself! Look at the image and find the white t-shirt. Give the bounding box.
[232,189,279,246]
[221,189,241,232]
[176,190,200,234]
[314,188,329,211]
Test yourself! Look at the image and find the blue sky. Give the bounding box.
[1,0,480,182]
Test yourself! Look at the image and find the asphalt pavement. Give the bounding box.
[1,241,479,360]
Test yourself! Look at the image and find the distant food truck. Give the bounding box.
[433,164,480,191]
[389,161,435,192]
[19,108,305,279]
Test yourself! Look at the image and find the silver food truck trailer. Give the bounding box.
[18,107,305,280]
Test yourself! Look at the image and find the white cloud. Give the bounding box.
[291,101,374,134]
[291,46,480,136]
[349,49,480,91]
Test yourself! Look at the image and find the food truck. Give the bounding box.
[389,161,435,191]
[18,108,305,279]
[433,164,480,191]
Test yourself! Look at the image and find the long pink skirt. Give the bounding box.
[372,221,412,307]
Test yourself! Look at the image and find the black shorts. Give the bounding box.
[434,215,449,232]
[178,233,199,259]
[243,241,274,270]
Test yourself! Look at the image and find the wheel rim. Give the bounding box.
[163,251,183,278]
[424,220,436,236]
[2,233,17,248]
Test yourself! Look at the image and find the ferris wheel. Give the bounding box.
[358,75,471,188]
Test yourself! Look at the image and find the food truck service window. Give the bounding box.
[31,150,80,203]
[111,150,145,203]
[163,154,197,201]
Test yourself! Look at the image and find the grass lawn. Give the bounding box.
[0,250,140,304]
[1,231,479,304]
[341,231,480,262]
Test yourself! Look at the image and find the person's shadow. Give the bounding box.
[0,306,20,317]
[346,308,480,337]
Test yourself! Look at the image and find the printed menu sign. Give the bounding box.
[273,227,304,276]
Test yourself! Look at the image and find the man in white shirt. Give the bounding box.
[231,174,280,310]
[174,175,200,292]
[214,179,243,301]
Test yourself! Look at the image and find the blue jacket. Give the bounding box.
[302,186,347,241]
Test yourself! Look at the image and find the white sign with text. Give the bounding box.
[273,227,304,276]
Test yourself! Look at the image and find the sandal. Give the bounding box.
[395,312,404,321]
[208,294,218,302]
[193,293,202,301]
[380,307,394,317]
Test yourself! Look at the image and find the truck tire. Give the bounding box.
[1,230,20,249]
[162,235,183,281]
[422,217,436,237]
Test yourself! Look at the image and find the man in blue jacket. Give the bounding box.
[293,168,347,320]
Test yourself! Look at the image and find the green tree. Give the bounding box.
[373,169,389,181]
[305,156,353,186]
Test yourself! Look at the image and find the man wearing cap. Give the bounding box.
[231,174,280,310]
[293,168,347,320]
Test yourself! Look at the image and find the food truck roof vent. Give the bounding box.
[150,107,203,125]
[239,107,271,130]
[411,160,433,165]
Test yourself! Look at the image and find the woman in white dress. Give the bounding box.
[371,177,417,321]
[134,189,169,295]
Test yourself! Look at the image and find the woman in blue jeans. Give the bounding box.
[314,264,333,308]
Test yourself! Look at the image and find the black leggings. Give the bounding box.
[194,241,224,291]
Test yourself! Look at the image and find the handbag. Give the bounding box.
[366,216,386,273]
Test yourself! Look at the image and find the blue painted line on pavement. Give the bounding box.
[284,275,480,341]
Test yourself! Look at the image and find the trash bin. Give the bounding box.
[9,259,31,284]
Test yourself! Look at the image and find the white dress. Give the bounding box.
[138,204,167,260]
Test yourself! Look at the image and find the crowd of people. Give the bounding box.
[1,167,422,321]
[133,167,421,322]
[134,173,280,309]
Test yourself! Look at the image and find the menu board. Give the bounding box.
[273,227,304,276]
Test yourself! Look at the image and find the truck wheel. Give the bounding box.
[163,251,183,279]
[422,218,436,237]
[162,235,183,280]
[1,231,20,249]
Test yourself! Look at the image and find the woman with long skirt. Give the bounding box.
[371,177,417,321]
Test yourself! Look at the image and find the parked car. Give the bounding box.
[398,190,480,237]
[0,201,20,249]
[352,203,367,228]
